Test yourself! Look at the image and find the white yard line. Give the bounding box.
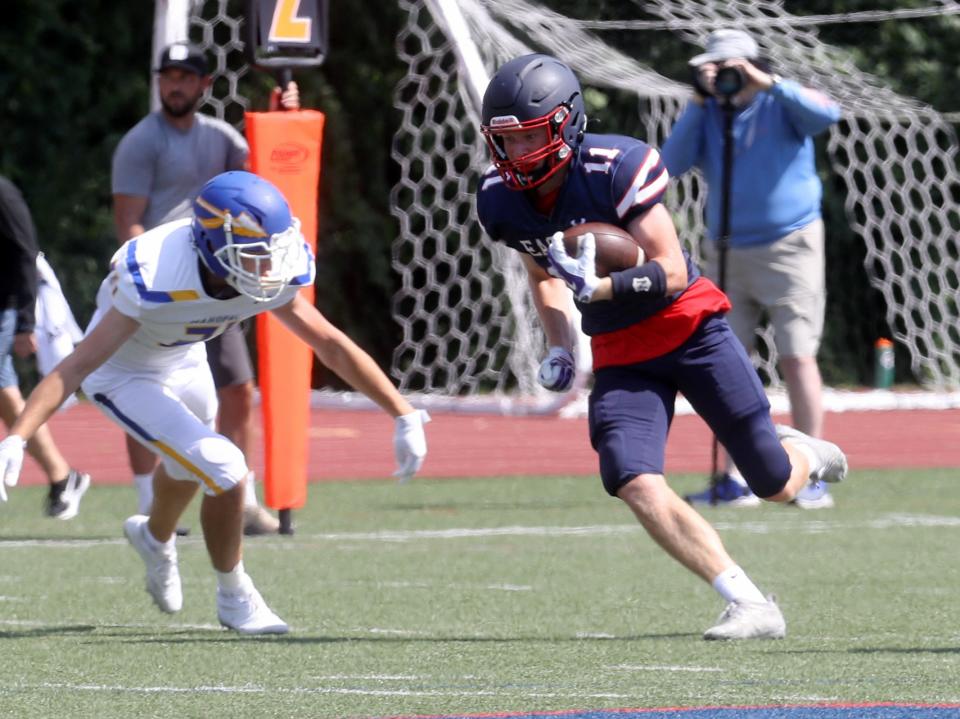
[607,664,724,672]
[0,618,221,631]
[19,681,641,699]
[2,514,960,549]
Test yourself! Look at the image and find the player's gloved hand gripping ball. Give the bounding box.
[0,435,26,503]
[537,347,576,392]
[393,409,431,483]
[547,231,601,303]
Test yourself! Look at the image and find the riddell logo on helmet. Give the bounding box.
[270,142,309,173]
[489,115,521,128]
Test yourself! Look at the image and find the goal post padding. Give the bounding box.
[247,110,326,510]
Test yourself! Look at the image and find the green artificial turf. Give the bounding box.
[0,469,958,718]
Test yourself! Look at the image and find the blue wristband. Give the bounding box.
[610,261,667,300]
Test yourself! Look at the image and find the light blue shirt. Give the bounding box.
[661,80,841,247]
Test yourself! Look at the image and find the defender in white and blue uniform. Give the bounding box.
[82,212,313,494]
[0,171,430,635]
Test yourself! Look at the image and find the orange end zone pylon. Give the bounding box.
[245,110,326,525]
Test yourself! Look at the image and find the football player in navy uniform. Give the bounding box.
[477,54,848,639]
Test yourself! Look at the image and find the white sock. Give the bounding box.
[711,565,767,604]
[242,471,259,508]
[134,473,154,514]
[141,522,174,551]
[217,561,248,594]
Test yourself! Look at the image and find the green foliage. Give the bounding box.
[0,1,154,326]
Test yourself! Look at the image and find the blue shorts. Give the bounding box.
[588,314,792,498]
[0,308,19,389]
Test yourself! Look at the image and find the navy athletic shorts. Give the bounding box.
[588,314,792,498]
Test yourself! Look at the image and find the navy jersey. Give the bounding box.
[477,133,700,336]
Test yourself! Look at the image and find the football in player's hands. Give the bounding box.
[561,222,645,277]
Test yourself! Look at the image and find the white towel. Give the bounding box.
[34,254,84,409]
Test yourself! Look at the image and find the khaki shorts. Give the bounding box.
[703,219,826,358]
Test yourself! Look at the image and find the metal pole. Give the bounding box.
[709,97,736,504]
[276,65,296,537]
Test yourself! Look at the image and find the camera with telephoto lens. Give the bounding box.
[714,66,744,97]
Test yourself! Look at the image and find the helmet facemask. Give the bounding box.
[196,197,306,302]
[481,104,575,190]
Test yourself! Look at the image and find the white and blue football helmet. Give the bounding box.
[192,171,307,301]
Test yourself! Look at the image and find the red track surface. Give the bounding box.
[16,402,960,486]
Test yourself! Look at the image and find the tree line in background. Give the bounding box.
[1,0,957,390]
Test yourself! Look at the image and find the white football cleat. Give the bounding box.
[791,480,836,509]
[776,425,848,484]
[703,595,786,641]
[123,514,183,614]
[217,578,289,635]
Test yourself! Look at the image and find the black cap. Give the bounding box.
[156,43,208,75]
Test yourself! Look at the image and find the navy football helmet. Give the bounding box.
[192,171,306,301]
[480,54,586,190]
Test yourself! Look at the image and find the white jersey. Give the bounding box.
[85,218,315,376]
[79,218,314,495]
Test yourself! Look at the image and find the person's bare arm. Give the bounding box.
[9,308,140,441]
[270,294,414,418]
[521,253,576,350]
[113,194,149,244]
[12,332,36,359]
[625,203,688,293]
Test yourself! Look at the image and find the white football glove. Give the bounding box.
[537,346,576,392]
[547,230,601,303]
[0,435,26,503]
[393,409,430,483]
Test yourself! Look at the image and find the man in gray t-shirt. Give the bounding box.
[110,42,299,535]
[112,111,247,230]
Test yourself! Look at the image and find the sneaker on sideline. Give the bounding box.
[217,578,289,635]
[243,505,280,536]
[775,425,848,484]
[703,595,786,640]
[123,514,183,613]
[45,470,91,520]
[791,480,835,510]
[684,474,761,508]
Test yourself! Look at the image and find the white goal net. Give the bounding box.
[168,0,960,410]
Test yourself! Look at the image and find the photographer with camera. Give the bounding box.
[662,29,842,509]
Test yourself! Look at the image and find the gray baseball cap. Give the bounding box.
[689,29,759,66]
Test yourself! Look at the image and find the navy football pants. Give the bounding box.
[588,315,792,498]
